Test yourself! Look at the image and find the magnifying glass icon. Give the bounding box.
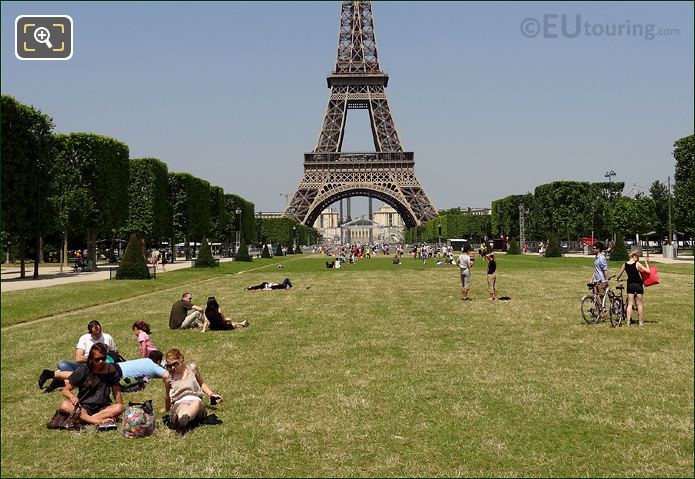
[33,27,53,49]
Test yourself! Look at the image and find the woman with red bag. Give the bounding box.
[616,250,651,326]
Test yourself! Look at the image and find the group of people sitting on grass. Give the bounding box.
[39,278,295,433]
[39,318,225,434]
[169,292,249,331]
[169,279,293,332]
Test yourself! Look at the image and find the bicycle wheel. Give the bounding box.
[581,295,601,324]
[610,297,624,327]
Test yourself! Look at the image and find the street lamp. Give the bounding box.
[604,170,616,183]
[438,222,442,248]
[292,225,297,252]
[235,207,242,253]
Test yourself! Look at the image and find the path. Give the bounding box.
[1,259,286,332]
[0,258,233,292]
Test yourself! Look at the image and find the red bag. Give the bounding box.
[641,264,660,287]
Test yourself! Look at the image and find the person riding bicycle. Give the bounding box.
[589,241,608,297]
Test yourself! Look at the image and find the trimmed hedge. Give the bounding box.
[261,243,272,258]
[507,238,521,255]
[544,236,562,258]
[194,238,217,268]
[236,239,252,262]
[610,234,629,262]
[115,233,151,279]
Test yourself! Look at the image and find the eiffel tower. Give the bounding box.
[284,1,437,228]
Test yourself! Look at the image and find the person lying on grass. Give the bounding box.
[245,277,293,291]
[201,296,249,332]
[40,350,167,392]
[163,348,223,433]
[58,342,124,427]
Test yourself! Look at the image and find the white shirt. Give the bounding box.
[76,332,117,354]
[458,254,471,274]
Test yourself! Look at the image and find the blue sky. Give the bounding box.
[2,1,693,216]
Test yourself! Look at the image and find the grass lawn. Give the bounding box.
[1,254,692,477]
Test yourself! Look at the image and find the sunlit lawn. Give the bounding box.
[1,254,692,477]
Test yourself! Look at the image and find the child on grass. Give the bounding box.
[132,321,157,358]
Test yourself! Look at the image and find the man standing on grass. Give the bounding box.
[458,247,475,301]
[590,242,609,297]
[169,292,204,329]
[484,251,498,300]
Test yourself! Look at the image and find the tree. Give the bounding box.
[672,134,694,239]
[126,158,170,246]
[631,193,656,239]
[1,96,55,278]
[261,243,272,258]
[235,238,252,262]
[610,233,629,262]
[115,233,151,279]
[533,182,599,242]
[507,238,520,255]
[491,194,533,239]
[649,180,670,244]
[223,194,256,251]
[53,133,130,269]
[168,172,192,261]
[544,236,562,257]
[607,196,636,237]
[194,238,217,268]
[208,186,227,244]
[168,173,210,260]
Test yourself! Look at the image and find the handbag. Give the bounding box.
[120,400,156,438]
[47,405,84,430]
[641,264,660,287]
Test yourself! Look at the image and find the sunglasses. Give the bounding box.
[166,361,181,369]
[93,356,107,363]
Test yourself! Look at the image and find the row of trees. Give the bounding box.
[488,135,692,245]
[255,217,317,247]
[404,211,492,244]
[403,134,692,247]
[1,95,314,278]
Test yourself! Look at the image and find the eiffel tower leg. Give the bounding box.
[315,94,348,153]
[368,86,403,152]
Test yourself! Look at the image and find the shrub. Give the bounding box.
[194,238,216,268]
[544,236,562,257]
[274,243,284,257]
[115,233,151,279]
[261,243,272,258]
[235,239,252,262]
[507,238,520,255]
[610,234,629,262]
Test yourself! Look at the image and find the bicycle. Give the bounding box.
[609,281,626,327]
[610,280,640,327]
[580,275,617,324]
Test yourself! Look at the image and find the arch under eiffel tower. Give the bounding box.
[284,1,437,228]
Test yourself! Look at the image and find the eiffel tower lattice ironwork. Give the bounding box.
[284,1,437,228]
